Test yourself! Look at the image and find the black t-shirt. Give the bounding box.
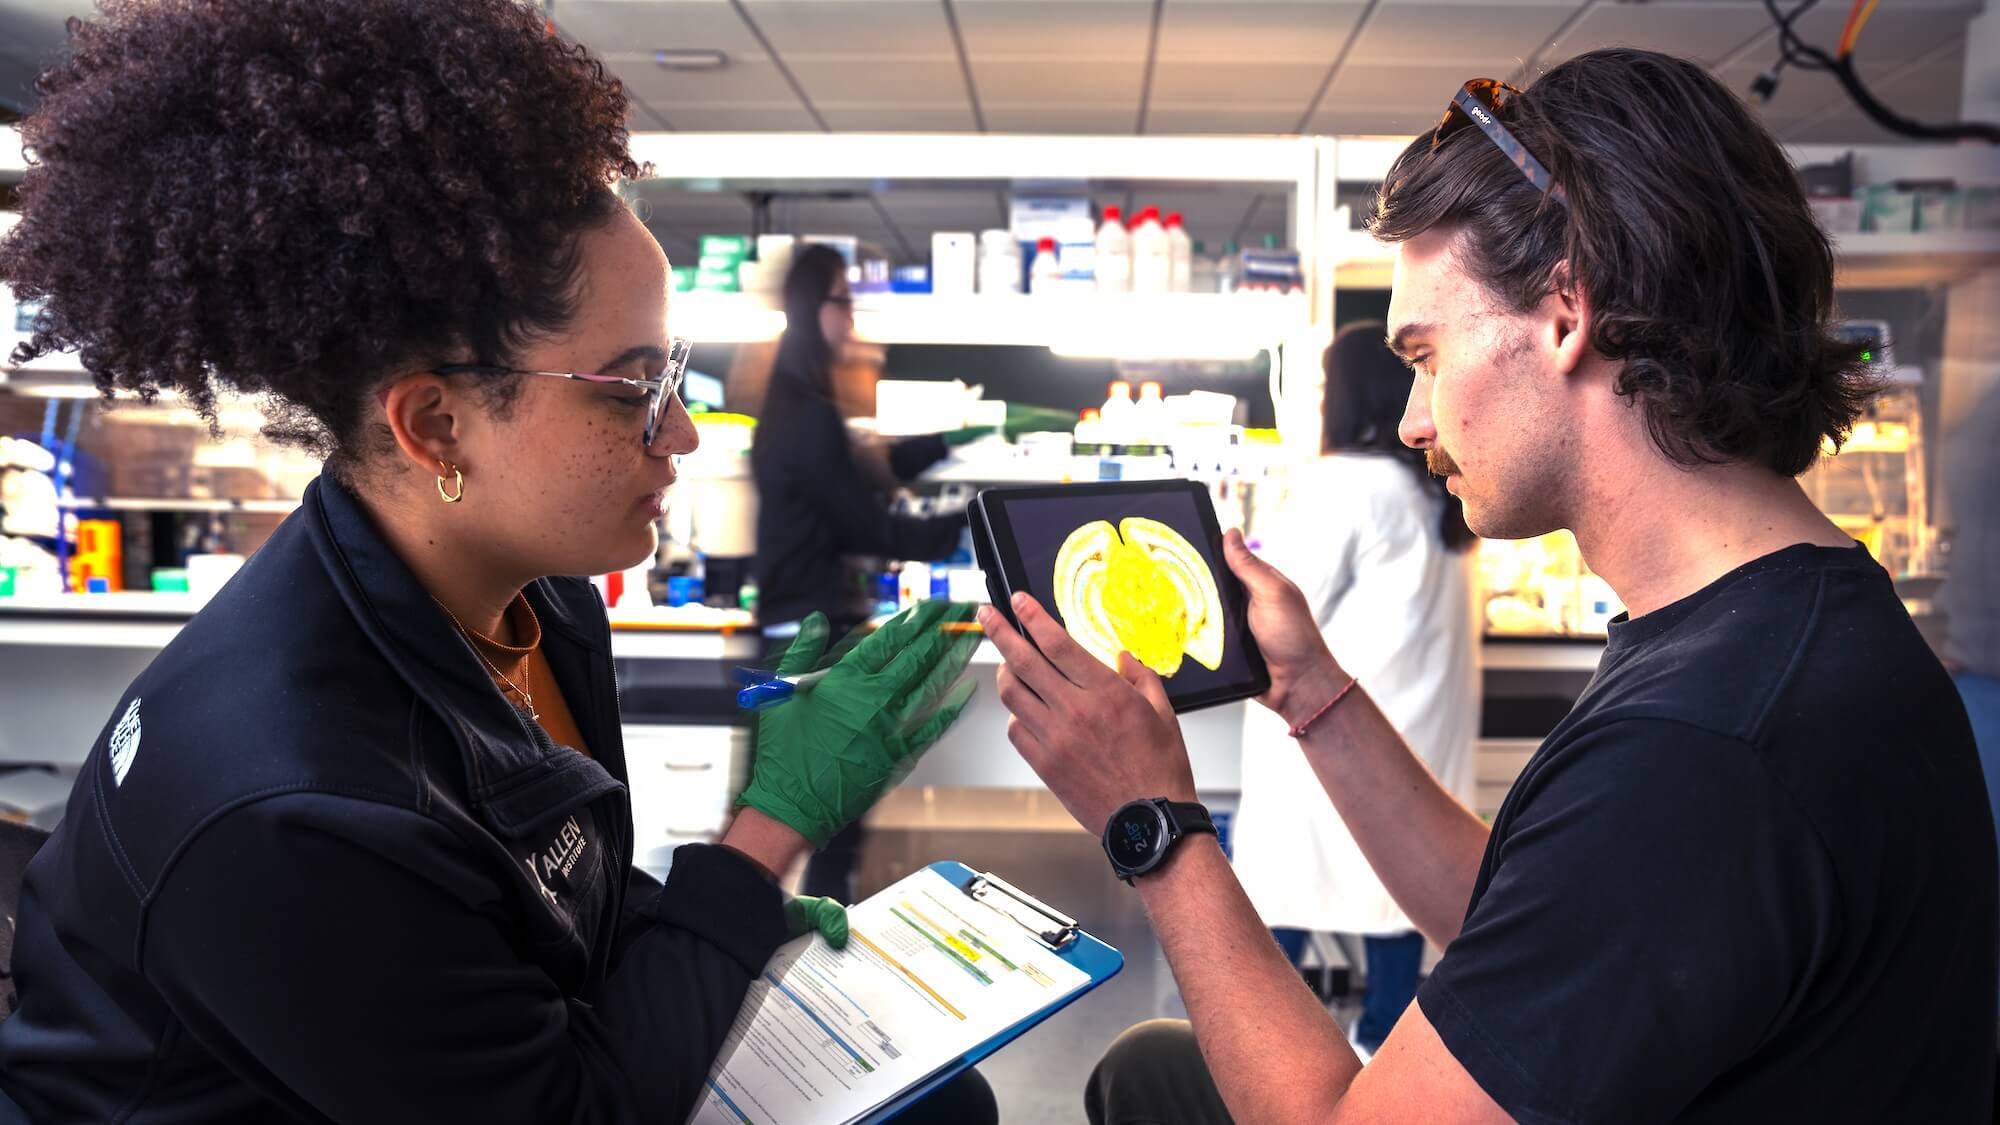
[1419,543,1997,1123]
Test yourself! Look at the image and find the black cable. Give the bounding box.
[1757,0,2000,144]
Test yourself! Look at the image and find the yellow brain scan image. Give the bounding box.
[1052,517,1224,677]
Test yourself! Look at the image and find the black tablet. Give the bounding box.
[969,480,1269,713]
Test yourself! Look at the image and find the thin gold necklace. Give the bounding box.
[436,599,540,721]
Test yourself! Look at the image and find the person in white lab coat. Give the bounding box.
[1232,320,1479,1059]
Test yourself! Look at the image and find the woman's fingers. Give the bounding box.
[774,611,830,676]
[848,600,952,676]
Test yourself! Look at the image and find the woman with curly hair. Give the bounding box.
[0,2,987,1122]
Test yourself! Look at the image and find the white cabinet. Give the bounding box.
[622,723,749,881]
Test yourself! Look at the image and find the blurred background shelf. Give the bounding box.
[1325,227,2000,292]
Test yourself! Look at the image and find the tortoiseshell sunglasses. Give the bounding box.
[1432,79,1568,208]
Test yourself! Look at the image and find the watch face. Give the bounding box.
[1107,804,1166,870]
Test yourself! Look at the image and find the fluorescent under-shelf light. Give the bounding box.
[654,49,728,71]
[672,293,786,343]
[9,382,98,400]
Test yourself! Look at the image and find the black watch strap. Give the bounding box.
[1162,800,1216,842]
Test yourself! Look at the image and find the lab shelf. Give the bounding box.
[1325,227,2000,292]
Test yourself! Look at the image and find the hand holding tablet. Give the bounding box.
[968,480,1269,713]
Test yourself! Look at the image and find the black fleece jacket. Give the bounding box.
[0,473,789,1124]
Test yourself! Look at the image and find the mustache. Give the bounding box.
[1426,447,1460,477]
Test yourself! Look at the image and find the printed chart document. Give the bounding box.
[689,867,1092,1125]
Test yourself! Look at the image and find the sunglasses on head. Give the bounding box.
[1432,79,1568,207]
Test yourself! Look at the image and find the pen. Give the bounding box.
[734,668,831,711]
[734,620,985,711]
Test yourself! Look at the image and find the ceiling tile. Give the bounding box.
[610,55,799,104]
[659,103,824,130]
[1348,3,1579,65]
[1712,60,1829,128]
[816,103,981,131]
[1322,61,1491,109]
[1145,104,1304,135]
[784,56,968,103]
[1148,61,1329,106]
[1155,2,1369,63]
[740,0,956,55]
[972,58,1146,102]
[1537,2,1774,67]
[983,102,1140,133]
[955,1,1157,59]
[1307,103,1447,137]
[555,0,767,56]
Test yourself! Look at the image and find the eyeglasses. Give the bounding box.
[1431,79,1568,207]
[434,336,694,448]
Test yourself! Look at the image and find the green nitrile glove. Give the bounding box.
[941,425,999,449]
[1002,402,1081,442]
[783,894,850,949]
[741,601,981,848]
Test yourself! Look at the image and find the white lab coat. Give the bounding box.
[1233,454,1479,935]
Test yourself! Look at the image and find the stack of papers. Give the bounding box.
[691,867,1092,1125]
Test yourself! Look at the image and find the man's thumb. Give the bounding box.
[1223,528,1274,588]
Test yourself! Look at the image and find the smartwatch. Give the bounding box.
[1103,798,1216,885]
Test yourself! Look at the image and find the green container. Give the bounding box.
[694,267,742,293]
[0,567,15,597]
[150,568,190,593]
[671,266,699,293]
[1860,184,1918,233]
[698,234,751,258]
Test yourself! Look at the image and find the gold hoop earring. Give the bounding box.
[436,461,465,504]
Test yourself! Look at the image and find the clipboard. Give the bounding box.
[858,861,1124,1124]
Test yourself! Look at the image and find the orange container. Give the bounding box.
[70,519,124,592]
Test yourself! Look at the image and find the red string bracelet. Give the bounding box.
[1288,676,1359,738]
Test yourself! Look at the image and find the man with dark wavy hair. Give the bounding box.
[977,48,1997,1123]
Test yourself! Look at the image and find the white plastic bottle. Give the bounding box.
[1029,236,1063,295]
[1100,380,1136,446]
[1164,212,1193,293]
[1094,205,1131,294]
[1134,380,1167,445]
[1130,207,1170,294]
[978,228,1023,294]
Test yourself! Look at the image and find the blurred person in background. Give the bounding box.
[0,3,988,1121]
[750,244,972,903]
[1233,321,1479,1062]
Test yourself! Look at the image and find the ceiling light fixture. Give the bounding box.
[654,49,729,71]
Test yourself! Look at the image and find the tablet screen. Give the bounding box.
[984,482,1265,710]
